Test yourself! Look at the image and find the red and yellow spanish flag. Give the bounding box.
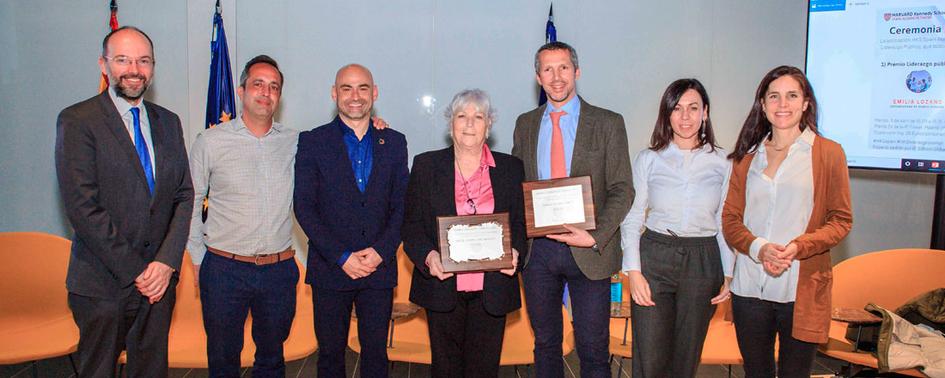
[98,0,119,93]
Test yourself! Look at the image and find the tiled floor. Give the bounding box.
[1,349,908,378]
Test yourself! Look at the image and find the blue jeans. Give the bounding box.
[199,251,299,378]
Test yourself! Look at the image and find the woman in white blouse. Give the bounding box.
[722,66,852,378]
[619,78,734,378]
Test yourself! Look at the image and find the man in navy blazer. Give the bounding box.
[294,64,408,378]
[55,26,193,377]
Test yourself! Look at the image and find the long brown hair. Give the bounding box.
[649,78,718,152]
[729,66,819,162]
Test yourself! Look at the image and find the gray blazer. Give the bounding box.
[55,92,194,299]
[512,97,634,280]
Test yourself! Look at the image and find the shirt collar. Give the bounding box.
[107,86,141,117]
[759,127,816,153]
[797,127,816,147]
[542,95,581,117]
[658,141,708,158]
[336,116,373,141]
[480,144,496,168]
[233,114,284,136]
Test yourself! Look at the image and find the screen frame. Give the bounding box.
[804,0,945,174]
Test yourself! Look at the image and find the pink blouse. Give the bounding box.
[454,144,496,291]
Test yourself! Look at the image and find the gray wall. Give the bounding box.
[0,0,937,262]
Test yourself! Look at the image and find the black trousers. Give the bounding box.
[312,285,393,378]
[631,230,723,378]
[426,291,507,378]
[732,294,819,378]
[68,278,177,378]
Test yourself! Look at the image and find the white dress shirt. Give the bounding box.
[619,142,735,277]
[730,128,816,303]
[186,116,299,265]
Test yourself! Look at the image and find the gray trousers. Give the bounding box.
[631,229,724,378]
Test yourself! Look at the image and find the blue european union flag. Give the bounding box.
[203,0,234,220]
[537,4,571,307]
[538,4,556,106]
[545,4,557,43]
[205,0,235,129]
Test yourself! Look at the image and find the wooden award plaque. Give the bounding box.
[436,212,513,273]
[522,176,596,238]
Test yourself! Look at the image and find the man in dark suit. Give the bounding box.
[294,64,409,378]
[55,26,193,377]
[511,41,634,378]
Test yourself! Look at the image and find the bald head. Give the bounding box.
[332,63,378,126]
[102,26,154,58]
[334,64,374,86]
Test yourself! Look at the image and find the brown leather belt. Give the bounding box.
[207,247,295,266]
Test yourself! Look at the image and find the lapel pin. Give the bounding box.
[378,138,385,145]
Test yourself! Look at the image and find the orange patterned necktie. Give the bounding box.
[550,110,568,178]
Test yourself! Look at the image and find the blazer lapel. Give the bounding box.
[365,128,385,195]
[145,102,166,203]
[524,105,545,180]
[489,160,508,213]
[433,147,457,217]
[98,94,151,194]
[570,98,597,176]
[330,124,360,195]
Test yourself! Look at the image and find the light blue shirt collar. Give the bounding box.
[537,96,581,180]
[542,95,581,118]
[107,86,147,121]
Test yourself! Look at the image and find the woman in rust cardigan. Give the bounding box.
[722,65,853,378]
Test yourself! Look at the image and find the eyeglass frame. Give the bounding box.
[102,55,155,68]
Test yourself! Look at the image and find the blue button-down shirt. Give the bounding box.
[337,117,374,265]
[340,118,374,193]
[537,96,581,179]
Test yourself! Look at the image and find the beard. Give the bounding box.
[111,73,150,101]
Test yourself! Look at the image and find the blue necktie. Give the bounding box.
[130,107,155,196]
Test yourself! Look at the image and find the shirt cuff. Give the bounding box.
[749,237,768,264]
[337,251,352,266]
[621,250,642,273]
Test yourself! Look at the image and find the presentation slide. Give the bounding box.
[807,0,945,172]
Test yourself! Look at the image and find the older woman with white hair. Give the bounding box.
[402,89,527,377]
